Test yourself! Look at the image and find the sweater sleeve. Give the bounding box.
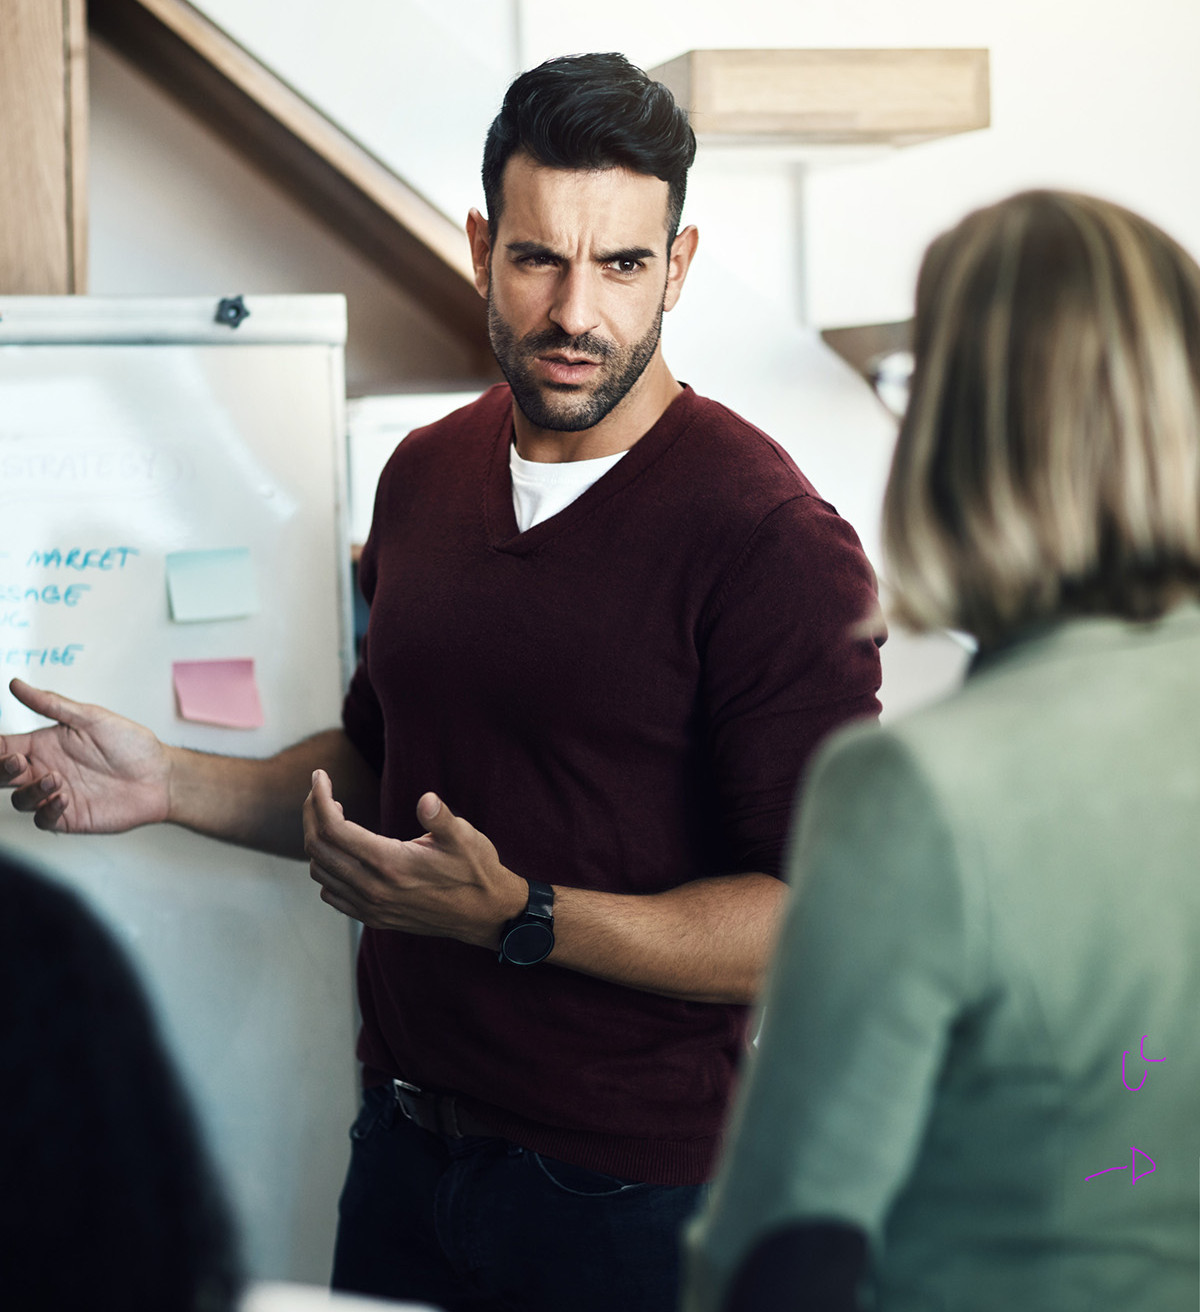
[340,458,389,777]
[698,493,883,878]
[683,726,978,1312]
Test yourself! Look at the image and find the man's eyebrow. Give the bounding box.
[503,241,659,263]
[595,247,658,264]
[505,241,558,258]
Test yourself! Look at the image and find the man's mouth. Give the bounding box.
[535,354,603,385]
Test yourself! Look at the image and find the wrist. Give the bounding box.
[162,743,218,830]
[161,743,189,827]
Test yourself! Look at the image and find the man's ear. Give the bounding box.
[466,208,492,300]
[663,225,699,312]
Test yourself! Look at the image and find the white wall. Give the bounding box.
[91,0,1200,713]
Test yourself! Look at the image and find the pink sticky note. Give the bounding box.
[173,658,264,729]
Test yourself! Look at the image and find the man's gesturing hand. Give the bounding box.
[0,679,171,834]
[303,771,527,947]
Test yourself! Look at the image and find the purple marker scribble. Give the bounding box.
[1121,1053,1148,1091]
[1085,1145,1156,1184]
[1084,1165,1128,1181]
[1121,1035,1165,1091]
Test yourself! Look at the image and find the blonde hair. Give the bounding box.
[883,189,1200,646]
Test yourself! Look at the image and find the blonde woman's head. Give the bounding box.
[884,189,1200,646]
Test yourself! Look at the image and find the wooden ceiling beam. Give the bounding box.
[89,0,491,363]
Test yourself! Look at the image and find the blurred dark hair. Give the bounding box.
[0,854,242,1311]
[482,52,697,246]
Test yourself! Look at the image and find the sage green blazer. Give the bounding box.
[687,604,1200,1312]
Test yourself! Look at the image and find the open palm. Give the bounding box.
[0,679,171,834]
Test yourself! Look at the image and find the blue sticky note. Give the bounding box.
[166,548,259,623]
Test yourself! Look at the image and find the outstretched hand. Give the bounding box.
[303,771,527,946]
[0,679,171,834]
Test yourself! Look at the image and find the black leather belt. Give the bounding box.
[391,1078,498,1139]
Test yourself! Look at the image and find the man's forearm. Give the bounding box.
[302,785,786,1004]
[548,873,787,1005]
[167,728,380,860]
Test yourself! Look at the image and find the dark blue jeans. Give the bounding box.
[331,1084,707,1312]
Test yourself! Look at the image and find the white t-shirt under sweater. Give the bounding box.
[509,442,626,532]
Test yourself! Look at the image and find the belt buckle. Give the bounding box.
[392,1077,466,1137]
[391,1077,424,1126]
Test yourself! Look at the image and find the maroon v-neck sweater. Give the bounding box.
[343,384,881,1184]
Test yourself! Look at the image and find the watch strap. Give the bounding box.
[523,879,554,923]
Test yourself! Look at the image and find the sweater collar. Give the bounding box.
[967,601,1200,680]
[484,383,702,554]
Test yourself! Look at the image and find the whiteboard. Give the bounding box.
[347,390,482,547]
[0,296,358,1283]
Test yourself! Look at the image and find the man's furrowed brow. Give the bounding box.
[506,241,559,258]
[595,247,659,264]
[504,241,660,263]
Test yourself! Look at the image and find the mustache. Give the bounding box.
[518,328,614,361]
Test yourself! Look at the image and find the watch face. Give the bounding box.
[501,919,554,966]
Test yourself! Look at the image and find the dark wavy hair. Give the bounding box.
[0,854,242,1311]
[482,52,697,246]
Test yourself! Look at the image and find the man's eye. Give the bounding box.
[612,259,643,274]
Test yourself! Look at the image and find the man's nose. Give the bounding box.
[548,265,602,341]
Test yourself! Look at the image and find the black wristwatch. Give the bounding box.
[498,880,555,965]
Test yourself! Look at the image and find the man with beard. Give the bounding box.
[0,53,882,1312]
